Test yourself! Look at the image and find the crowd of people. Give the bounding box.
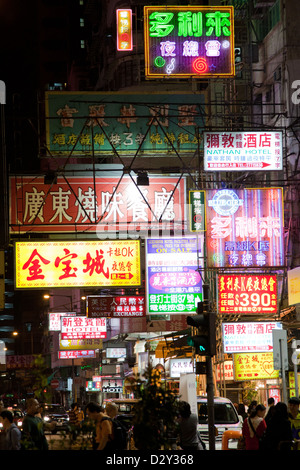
[239,397,300,451]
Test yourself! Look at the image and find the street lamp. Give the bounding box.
[43,293,73,311]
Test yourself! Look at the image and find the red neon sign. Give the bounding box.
[117,9,133,51]
[218,274,277,314]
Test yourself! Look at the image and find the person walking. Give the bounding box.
[288,397,300,449]
[22,398,48,450]
[260,402,293,451]
[85,402,113,451]
[177,401,205,450]
[0,410,21,450]
[242,404,267,450]
[265,397,276,425]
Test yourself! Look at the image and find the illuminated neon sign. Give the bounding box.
[116,9,133,51]
[144,5,235,79]
[206,188,284,268]
[218,274,278,315]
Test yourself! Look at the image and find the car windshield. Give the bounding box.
[198,402,238,424]
[44,406,66,414]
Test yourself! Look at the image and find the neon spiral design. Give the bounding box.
[192,57,208,74]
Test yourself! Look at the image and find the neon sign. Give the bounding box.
[218,274,277,315]
[206,188,284,268]
[144,5,235,79]
[116,9,133,51]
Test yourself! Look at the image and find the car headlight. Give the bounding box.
[44,416,50,422]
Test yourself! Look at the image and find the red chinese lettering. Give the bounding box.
[22,249,50,280]
[83,250,110,279]
[55,248,78,280]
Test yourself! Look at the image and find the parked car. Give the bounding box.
[197,396,242,449]
[41,404,69,434]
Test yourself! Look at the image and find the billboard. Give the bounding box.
[45,92,204,156]
[61,316,107,340]
[58,350,96,359]
[218,274,277,315]
[146,237,203,314]
[222,322,282,354]
[206,188,284,268]
[10,175,186,234]
[144,5,235,79]
[189,190,206,232]
[116,9,133,51]
[288,266,300,306]
[233,352,279,381]
[87,295,145,317]
[15,240,141,288]
[204,131,283,171]
[49,312,76,331]
[59,338,103,350]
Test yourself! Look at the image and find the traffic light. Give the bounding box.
[187,295,216,356]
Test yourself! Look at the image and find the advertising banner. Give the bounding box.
[45,92,204,156]
[146,237,203,314]
[58,350,96,359]
[222,322,282,353]
[233,352,279,381]
[87,295,145,317]
[144,5,235,79]
[218,274,277,315]
[206,188,284,268]
[49,312,76,331]
[204,131,283,171]
[61,316,107,340]
[189,190,206,232]
[10,175,186,234]
[15,240,141,288]
[59,338,103,351]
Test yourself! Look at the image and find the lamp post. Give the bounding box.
[43,293,74,311]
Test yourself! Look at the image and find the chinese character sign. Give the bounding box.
[233,352,279,381]
[218,274,277,314]
[59,350,96,359]
[59,338,103,351]
[15,240,141,288]
[10,176,186,234]
[49,312,76,331]
[61,316,107,340]
[189,190,206,232]
[204,131,283,171]
[146,237,203,314]
[87,295,145,317]
[222,322,282,353]
[45,92,204,155]
[144,5,235,78]
[117,9,133,51]
[206,188,284,268]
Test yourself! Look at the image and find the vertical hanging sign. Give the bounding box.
[117,9,133,51]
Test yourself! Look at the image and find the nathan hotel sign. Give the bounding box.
[144,5,235,79]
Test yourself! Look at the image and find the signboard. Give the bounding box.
[222,322,282,353]
[116,9,133,51]
[218,274,277,315]
[106,348,127,359]
[288,266,300,306]
[102,378,123,394]
[59,338,103,350]
[10,175,186,234]
[216,360,234,382]
[272,328,288,371]
[146,237,203,314]
[45,92,204,156]
[204,131,283,171]
[58,350,96,359]
[233,352,279,381]
[189,190,206,232]
[15,240,141,288]
[87,295,145,317]
[61,316,107,340]
[206,188,284,268]
[144,5,235,79]
[49,312,76,331]
[170,358,194,378]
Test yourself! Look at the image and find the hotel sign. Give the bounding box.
[144,5,235,79]
[222,322,282,354]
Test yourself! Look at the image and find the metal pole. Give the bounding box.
[206,355,215,450]
[280,339,287,403]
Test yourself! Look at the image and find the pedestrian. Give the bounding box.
[85,402,113,451]
[247,400,258,416]
[242,404,267,450]
[260,402,293,451]
[265,397,276,425]
[22,398,48,450]
[177,401,205,450]
[237,403,247,422]
[288,397,300,449]
[0,409,21,450]
[69,402,80,427]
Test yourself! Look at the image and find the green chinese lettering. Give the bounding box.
[205,11,231,37]
[178,11,203,37]
[149,12,174,37]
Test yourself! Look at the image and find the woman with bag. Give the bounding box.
[242,404,267,450]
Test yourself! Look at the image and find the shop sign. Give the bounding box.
[49,312,76,331]
[146,237,203,314]
[87,295,145,317]
[144,5,235,78]
[169,358,194,377]
[58,350,96,359]
[15,240,141,288]
[222,322,282,353]
[233,352,279,381]
[116,9,133,51]
[61,316,107,340]
[206,188,284,268]
[218,274,277,314]
[204,131,282,171]
[189,190,206,232]
[59,338,103,350]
